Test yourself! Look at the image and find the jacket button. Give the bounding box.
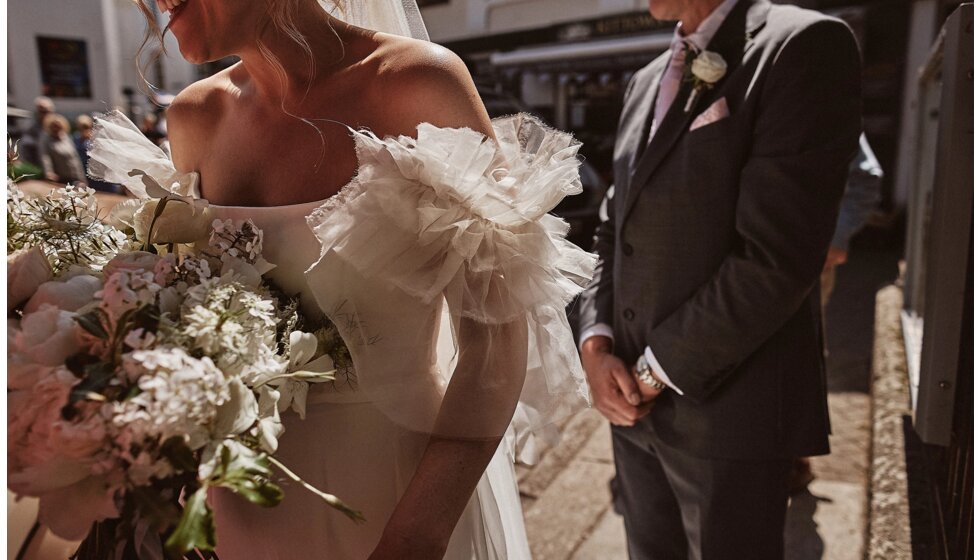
[623,308,635,321]
[623,243,634,256]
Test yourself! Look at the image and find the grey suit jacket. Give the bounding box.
[578,0,863,460]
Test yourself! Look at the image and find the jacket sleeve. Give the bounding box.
[645,19,863,402]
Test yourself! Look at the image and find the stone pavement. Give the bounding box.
[519,245,900,559]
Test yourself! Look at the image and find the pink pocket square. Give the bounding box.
[690,98,730,131]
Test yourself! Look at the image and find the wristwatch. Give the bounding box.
[635,354,668,391]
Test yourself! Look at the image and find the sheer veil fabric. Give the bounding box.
[321,0,431,41]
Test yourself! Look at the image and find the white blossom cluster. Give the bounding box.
[7,182,130,273]
[112,347,230,452]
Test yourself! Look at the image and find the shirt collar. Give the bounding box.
[671,0,740,52]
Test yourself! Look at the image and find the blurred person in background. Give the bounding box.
[790,132,883,493]
[18,96,56,167]
[821,133,883,306]
[39,113,87,186]
[140,112,166,146]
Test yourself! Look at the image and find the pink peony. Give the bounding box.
[8,369,76,472]
[7,247,53,312]
[24,274,103,314]
[10,305,83,367]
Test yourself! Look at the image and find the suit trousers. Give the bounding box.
[611,424,792,560]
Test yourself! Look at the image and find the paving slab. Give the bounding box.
[785,480,867,560]
[571,507,627,560]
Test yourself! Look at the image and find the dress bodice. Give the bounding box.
[207,199,326,314]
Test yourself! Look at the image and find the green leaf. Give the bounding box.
[75,310,110,340]
[217,475,284,508]
[69,361,116,404]
[208,441,284,508]
[164,487,216,557]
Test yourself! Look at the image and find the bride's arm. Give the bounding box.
[368,42,522,559]
[371,318,528,559]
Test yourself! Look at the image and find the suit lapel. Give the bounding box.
[622,0,771,224]
[627,56,669,170]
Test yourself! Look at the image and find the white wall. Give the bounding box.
[8,0,121,116]
[7,0,199,120]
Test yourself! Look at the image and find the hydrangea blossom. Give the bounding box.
[112,347,230,452]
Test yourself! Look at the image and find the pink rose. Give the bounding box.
[10,305,83,367]
[7,247,53,312]
[8,369,76,474]
[24,275,103,314]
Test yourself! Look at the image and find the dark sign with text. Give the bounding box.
[37,36,92,98]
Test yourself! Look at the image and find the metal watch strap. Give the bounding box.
[635,354,668,391]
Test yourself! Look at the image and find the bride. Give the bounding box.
[87,0,596,558]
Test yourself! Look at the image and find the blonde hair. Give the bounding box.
[42,113,70,135]
[76,114,94,130]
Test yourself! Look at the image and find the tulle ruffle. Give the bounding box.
[308,113,595,324]
[308,114,597,462]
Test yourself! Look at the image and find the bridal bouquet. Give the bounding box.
[7,176,360,558]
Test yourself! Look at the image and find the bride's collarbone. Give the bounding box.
[198,131,359,207]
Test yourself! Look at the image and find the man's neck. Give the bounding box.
[678,0,727,35]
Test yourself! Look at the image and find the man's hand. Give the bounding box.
[824,247,848,271]
[581,336,652,426]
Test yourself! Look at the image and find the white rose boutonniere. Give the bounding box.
[684,50,728,112]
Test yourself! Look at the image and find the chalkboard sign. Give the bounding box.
[36,36,92,99]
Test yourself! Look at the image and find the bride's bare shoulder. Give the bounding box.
[165,67,237,171]
[367,35,493,139]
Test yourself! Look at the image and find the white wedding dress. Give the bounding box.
[89,112,596,559]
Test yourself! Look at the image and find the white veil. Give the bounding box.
[320,0,430,41]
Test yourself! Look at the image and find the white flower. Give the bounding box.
[126,450,174,487]
[691,51,727,84]
[213,379,259,437]
[133,198,214,245]
[276,331,335,418]
[7,247,53,311]
[97,269,161,318]
[107,197,143,232]
[253,386,284,453]
[111,348,230,452]
[123,328,157,350]
[103,251,162,279]
[25,275,103,314]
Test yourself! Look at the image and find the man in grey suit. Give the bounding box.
[577,0,863,556]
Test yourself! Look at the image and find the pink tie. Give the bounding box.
[649,40,689,142]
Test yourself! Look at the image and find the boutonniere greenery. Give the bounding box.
[683,48,728,112]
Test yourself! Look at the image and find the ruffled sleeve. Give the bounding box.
[87,110,200,199]
[308,114,597,463]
